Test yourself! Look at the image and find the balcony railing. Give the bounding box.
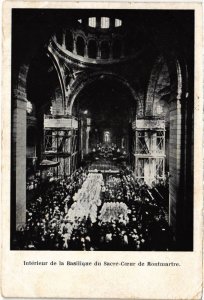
[44,114,78,121]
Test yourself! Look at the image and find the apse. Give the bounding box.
[73,77,136,151]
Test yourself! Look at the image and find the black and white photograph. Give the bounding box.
[11,8,194,251]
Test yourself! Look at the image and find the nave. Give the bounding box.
[14,159,172,251]
[11,10,194,251]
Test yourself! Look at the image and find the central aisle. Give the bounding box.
[63,173,103,246]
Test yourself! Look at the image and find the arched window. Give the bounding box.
[56,31,63,46]
[101,17,110,29]
[101,41,110,59]
[65,30,73,52]
[112,39,121,59]
[104,131,110,143]
[88,17,96,28]
[115,19,122,27]
[88,40,97,59]
[76,36,85,56]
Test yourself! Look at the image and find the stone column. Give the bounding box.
[169,97,182,237]
[97,42,101,59]
[86,127,91,154]
[84,42,88,58]
[62,30,66,49]
[85,118,91,154]
[109,42,113,59]
[131,123,137,172]
[13,80,27,230]
[73,37,77,55]
[96,17,101,28]
[121,41,125,58]
[80,119,84,160]
[110,17,115,29]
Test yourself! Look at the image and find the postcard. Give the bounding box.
[1,1,203,299]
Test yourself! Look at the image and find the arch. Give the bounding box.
[56,30,63,46]
[67,72,140,115]
[144,54,188,117]
[76,36,85,56]
[12,50,66,231]
[155,53,192,249]
[165,55,188,102]
[46,49,66,112]
[144,52,193,250]
[101,41,110,59]
[145,56,167,116]
[65,30,73,52]
[112,39,121,59]
[88,39,97,59]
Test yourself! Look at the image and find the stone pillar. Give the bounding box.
[13,86,27,230]
[86,127,91,154]
[121,41,125,58]
[96,17,101,28]
[109,42,113,59]
[73,37,77,55]
[80,119,84,160]
[134,130,137,172]
[131,123,137,172]
[85,118,91,154]
[110,17,115,29]
[97,42,101,59]
[169,97,182,237]
[62,30,66,49]
[84,42,88,58]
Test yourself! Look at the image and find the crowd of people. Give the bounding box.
[70,170,172,251]
[13,167,88,249]
[13,164,172,251]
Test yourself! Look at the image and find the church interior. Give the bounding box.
[11,9,194,250]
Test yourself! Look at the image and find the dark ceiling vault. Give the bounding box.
[12,9,194,66]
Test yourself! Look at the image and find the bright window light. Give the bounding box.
[115,19,122,27]
[88,17,96,28]
[101,17,110,29]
